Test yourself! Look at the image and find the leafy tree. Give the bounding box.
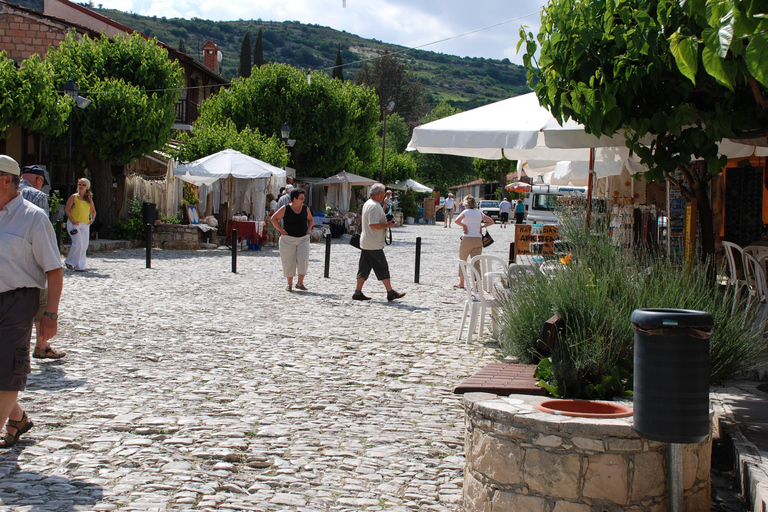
[354,50,429,128]
[175,119,288,166]
[412,102,476,191]
[239,31,251,78]
[332,43,343,81]
[0,52,69,138]
[380,147,417,185]
[381,112,410,154]
[195,62,379,177]
[44,31,182,234]
[253,27,264,68]
[475,157,516,200]
[519,0,768,259]
[178,38,186,53]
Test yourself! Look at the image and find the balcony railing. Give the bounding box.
[174,99,199,125]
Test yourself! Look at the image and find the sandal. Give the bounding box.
[295,284,307,291]
[33,346,67,359]
[0,411,33,448]
[65,264,74,270]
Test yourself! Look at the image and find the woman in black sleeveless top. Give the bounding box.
[270,188,314,291]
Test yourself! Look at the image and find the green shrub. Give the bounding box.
[109,198,145,241]
[399,189,420,218]
[499,212,764,398]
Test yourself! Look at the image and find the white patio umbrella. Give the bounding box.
[406,92,645,222]
[388,178,433,193]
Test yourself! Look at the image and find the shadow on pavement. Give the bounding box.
[0,446,104,511]
[27,361,87,391]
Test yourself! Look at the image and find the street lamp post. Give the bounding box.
[380,101,395,183]
[63,80,78,198]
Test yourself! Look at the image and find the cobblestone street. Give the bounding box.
[0,223,516,511]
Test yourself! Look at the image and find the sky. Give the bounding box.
[93,0,548,65]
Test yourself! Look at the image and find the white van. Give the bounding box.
[525,185,587,224]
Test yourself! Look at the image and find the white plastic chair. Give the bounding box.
[722,241,746,312]
[457,260,501,344]
[744,253,768,328]
[469,254,510,292]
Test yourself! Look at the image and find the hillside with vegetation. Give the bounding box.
[13,0,529,110]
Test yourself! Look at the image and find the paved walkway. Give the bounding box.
[0,222,520,512]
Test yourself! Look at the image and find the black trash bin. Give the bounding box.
[631,308,713,444]
[142,202,157,226]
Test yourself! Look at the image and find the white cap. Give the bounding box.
[0,155,20,175]
[285,184,294,191]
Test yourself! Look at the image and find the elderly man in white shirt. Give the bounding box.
[0,155,63,448]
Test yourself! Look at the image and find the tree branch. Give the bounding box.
[664,168,695,201]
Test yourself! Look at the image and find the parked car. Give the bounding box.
[479,200,501,219]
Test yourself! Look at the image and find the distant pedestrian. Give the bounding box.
[271,188,313,291]
[454,195,495,289]
[0,155,63,448]
[20,166,65,359]
[443,193,455,228]
[64,178,96,272]
[352,183,405,302]
[499,197,511,228]
[276,184,293,210]
[515,198,526,224]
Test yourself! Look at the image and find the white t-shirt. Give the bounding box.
[499,199,511,213]
[444,197,455,210]
[460,208,484,237]
[360,198,387,250]
[0,195,62,292]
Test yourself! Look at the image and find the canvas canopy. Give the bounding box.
[317,171,378,213]
[172,149,286,186]
[388,179,433,193]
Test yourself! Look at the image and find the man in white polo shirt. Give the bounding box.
[0,155,63,448]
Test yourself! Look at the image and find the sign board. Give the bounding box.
[514,224,559,260]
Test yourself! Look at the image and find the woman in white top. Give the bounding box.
[454,195,495,288]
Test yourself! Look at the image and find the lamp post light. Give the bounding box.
[380,100,395,183]
[62,80,91,198]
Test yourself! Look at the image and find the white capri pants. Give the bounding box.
[279,234,310,278]
[64,220,90,271]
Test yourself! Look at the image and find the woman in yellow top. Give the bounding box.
[64,178,96,272]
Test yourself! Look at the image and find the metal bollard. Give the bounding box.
[324,233,331,278]
[231,228,238,273]
[145,223,152,269]
[509,242,515,265]
[415,236,421,284]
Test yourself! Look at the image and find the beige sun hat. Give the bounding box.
[0,155,20,175]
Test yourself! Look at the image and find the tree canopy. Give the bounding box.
[355,50,429,128]
[519,0,768,256]
[253,27,264,68]
[0,52,69,138]
[332,43,343,81]
[195,62,380,177]
[44,30,182,232]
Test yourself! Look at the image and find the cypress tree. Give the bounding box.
[178,38,187,53]
[253,27,264,68]
[332,43,343,81]
[239,32,251,77]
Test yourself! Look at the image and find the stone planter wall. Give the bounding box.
[463,392,711,512]
[152,224,203,250]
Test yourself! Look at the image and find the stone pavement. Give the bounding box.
[0,222,520,512]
